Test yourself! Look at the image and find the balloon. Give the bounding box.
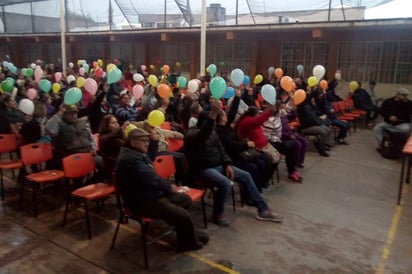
[10,65,17,74]
[275,68,283,78]
[312,65,326,81]
[349,81,359,92]
[230,68,244,87]
[132,85,144,100]
[253,74,263,84]
[55,72,62,82]
[297,64,304,74]
[140,65,147,71]
[149,64,155,71]
[1,80,13,92]
[187,79,199,94]
[223,87,235,99]
[21,68,28,77]
[26,88,37,100]
[268,66,275,77]
[157,84,171,99]
[207,64,217,77]
[335,71,342,81]
[107,68,122,84]
[6,77,15,86]
[64,87,82,105]
[148,74,158,87]
[52,83,61,94]
[39,79,52,93]
[210,76,227,99]
[79,67,86,76]
[83,63,89,74]
[106,63,116,73]
[175,62,181,68]
[84,78,98,95]
[307,76,317,87]
[163,65,170,74]
[319,80,328,90]
[93,61,98,68]
[76,76,85,88]
[293,89,307,106]
[30,63,36,69]
[243,75,250,86]
[77,60,83,67]
[68,62,74,68]
[147,110,165,127]
[97,59,103,67]
[133,73,144,82]
[177,76,187,88]
[280,76,294,93]
[18,99,34,115]
[95,67,103,78]
[26,68,34,78]
[124,124,137,138]
[261,84,277,105]
[34,68,43,83]
[67,75,76,84]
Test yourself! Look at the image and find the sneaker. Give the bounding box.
[335,138,349,145]
[288,171,302,183]
[197,231,210,245]
[319,151,330,157]
[256,209,283,223]
[212,213,230,227]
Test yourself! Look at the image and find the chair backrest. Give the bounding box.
[62,152,96,178]
[20,143,53,165]
[338,100,348,112]
[167,138,184,152]
[153,155,176,179]
[160,121,171,130]
[0,134,19,154]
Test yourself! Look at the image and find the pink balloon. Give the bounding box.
[140,65,146,72]
[79,67,86,76]
[55,72,62,82]
[84,78,98,95]
[34,68,43,83]
[132,85,144,100]
[26,88,37,100]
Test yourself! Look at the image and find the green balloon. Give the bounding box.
[39,79,52,93]
[6,77,15,86]
[210,76,227,99]
[26,68,34,78]
[64,87,82,105]
[177,76,187,88]
[1,80,13,92]
[107,68,122,84]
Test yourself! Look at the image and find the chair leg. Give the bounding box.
[201,196,207,228]
[0,171,4,201]
[84,200,92,240]
[62,197,71,226]
[141,221,150,269]
[111,217,122,249]
[32,183,38,217]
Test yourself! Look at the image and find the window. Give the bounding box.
[206,42,251,76]
[281,42,329,78]
[162,43,191,73]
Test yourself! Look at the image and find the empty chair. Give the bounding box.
[0,134,23,201]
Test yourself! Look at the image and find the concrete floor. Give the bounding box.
[1,128,412,274]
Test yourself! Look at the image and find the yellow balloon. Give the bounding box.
[106,63,116,72]
[124,124,137,138]
[148,74,158,87]
[52,83,61,94]
[307,76,317,87]
[349,81,359,92]
[77,59,83,66]
[76,77,85,88]
[147,110,165,127]
[253,74,263,84]
[97,59,104,67]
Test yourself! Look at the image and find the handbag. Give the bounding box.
[239,148,262,161]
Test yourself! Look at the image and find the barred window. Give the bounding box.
[162,43,191,73]
[206,42,251,76]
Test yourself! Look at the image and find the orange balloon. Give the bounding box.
[293,89,307,106]
[280,76,293,93]
[320,80,328,90]
[275,68,283,79]
[93,61,98,68]
[163,65,170,74]
[157,84,171,99]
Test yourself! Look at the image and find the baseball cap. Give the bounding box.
[397,88,410,96]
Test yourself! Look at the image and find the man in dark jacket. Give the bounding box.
[184,101,283,226]
[373,88,412,146]
[352,81,379,121]
[115,127,207,251]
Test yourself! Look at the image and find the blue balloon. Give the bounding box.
[230,68,244,87]
[261,84,277,105]
[223,87,235,99]
[297,64,304,73]
[243,75,250,86]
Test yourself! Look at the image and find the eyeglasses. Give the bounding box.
[135,138,150,143]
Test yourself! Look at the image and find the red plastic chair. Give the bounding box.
[0,134,23,201]
[19,143,65,216]
[167,138,184,152]
[153,155,207,228]
[160,121,172,130]
[62,152,115,239]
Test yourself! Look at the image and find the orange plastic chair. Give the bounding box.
[0,134,23,201]
[62,152,115,239]
[167,138,184,152]
[153,155,207,228]
[19,143,65,216]
[160,121,172,130]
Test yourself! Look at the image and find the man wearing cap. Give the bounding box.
[115,127,207,252]
[373,88,412,147]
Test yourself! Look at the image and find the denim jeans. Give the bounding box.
[196,165,269,215]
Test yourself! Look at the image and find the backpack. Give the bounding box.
[379,127,408,159]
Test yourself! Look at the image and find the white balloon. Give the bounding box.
[312,65,326,82]
[67,75,76,84]
[133,73,144,82]
[334,72,342,81]
[68,62,74,68]
[30,63,36,69]
[18,99,34,115]
[187,79,199,94]
[230,68,244,87]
